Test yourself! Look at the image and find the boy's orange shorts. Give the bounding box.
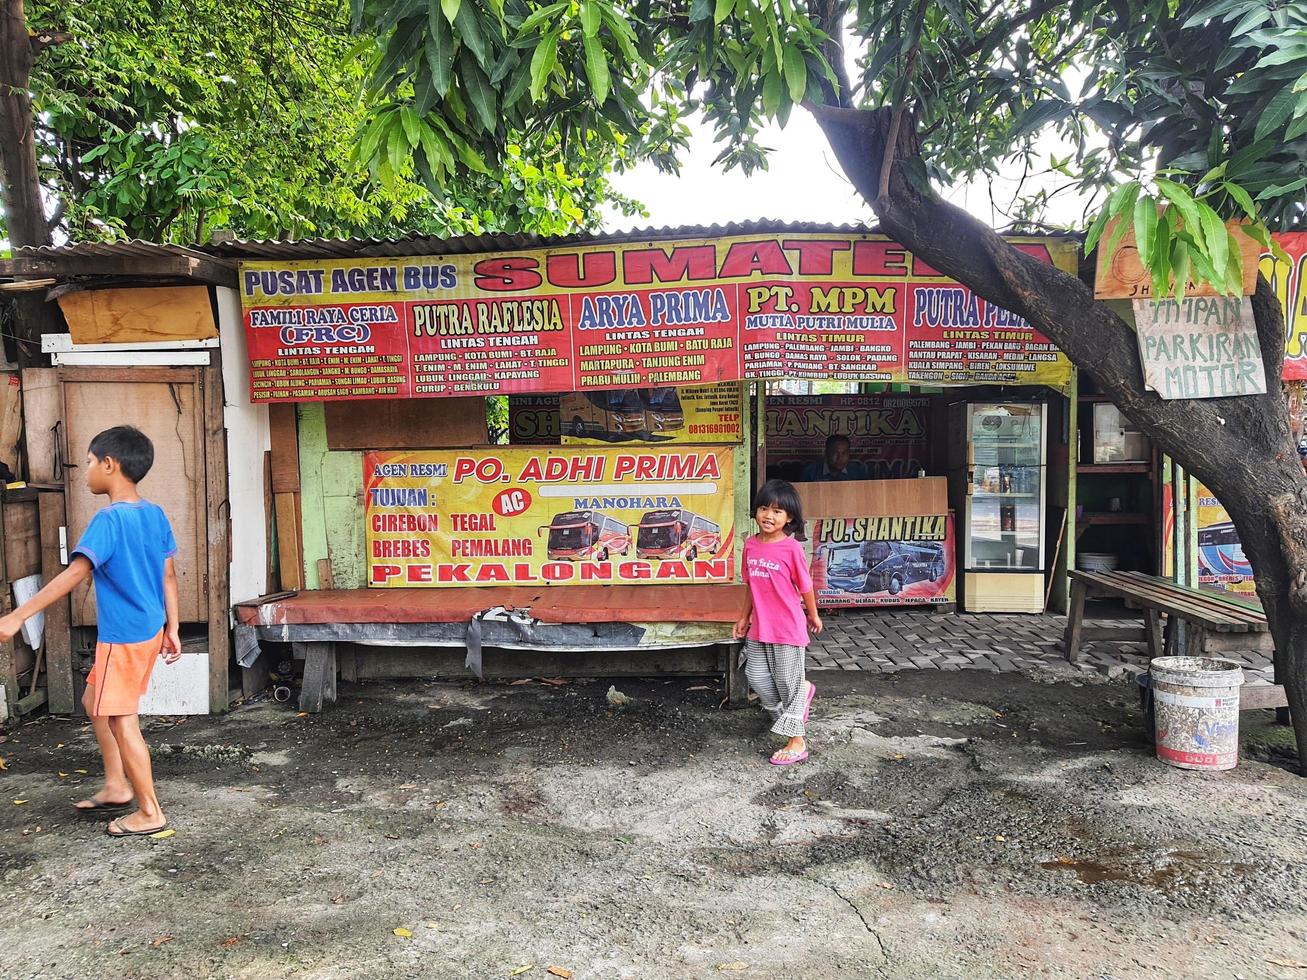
[86,629,164,717]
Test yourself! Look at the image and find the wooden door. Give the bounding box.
[59,367,208,626]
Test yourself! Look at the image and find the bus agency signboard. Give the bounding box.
[239,234,1077,402]
[365,446,736,587]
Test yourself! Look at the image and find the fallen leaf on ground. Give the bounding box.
[469,841,483,849]
[75,769,88,774]
[385,833,399,840]
[509,965,534,976]
[717,963,749,972]
[0,756,6,770]
[220,937,240,948]
[393,927,412,938]
[1266,958,1307,969]
[151,936,174,947]
[12,800,27,805]
[687,685,712,691]
[509,678,532,686]
[547,968,573,978]
[330,894,345,905]
[994,835,1006,843]
[151,829,176,840]
[57,772,68,778]
[539,678,570,686]
[296,712,308,717]
[398,783,417,789]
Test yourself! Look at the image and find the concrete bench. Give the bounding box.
[1064,569,1287,711]
[234,585,747,713]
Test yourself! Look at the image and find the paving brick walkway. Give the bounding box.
[808,605,1275,683]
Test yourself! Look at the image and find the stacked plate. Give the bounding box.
[1076,552,1119,572]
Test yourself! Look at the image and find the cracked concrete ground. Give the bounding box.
[1,668,1304,978]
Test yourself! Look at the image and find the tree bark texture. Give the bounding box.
[811,103,1307,771]
[1,0,61,362]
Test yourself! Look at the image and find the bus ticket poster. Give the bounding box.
[807,514,956,608]
[1195,483,1255,597]
[505,383,743,446]
[1261,231,1306,381]
[239,234,1077,403]
[766,394,930,481]
[364,447,737,588]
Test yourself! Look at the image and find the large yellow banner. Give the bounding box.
[365,447,737,587]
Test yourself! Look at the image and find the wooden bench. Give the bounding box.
[234,585,748,713]
[1064,569,1287,710]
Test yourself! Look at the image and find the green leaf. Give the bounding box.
[1256,175,1307,200]
[454,1,490,65]
[426,5,455,96]
[400,107,422,146]
[387,121,408,180]
[1197,203,1228,282]
[1133,195,1159,270]
[1255,87,1298,141]
[1221,181,1258,220]
[582,33,610,105]
[714,0,734,24]
[1154,178,1203,240]
[440,0,461,24]
[581,0,602,36]
[529,33,560,102]
[761,67,783,116]
[460,55,498,131]
[1170,238,1191,301]
[517,2,568,36]
[782,45,806,103]
[1195,161,1227,187]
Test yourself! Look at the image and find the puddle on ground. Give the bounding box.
[1039,849,1251,888]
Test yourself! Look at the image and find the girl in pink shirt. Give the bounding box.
[733,479,823,765]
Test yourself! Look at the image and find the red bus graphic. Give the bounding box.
[543,511,632,561]
[636,509,721,561]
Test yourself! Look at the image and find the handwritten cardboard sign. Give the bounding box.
[1134,296,1267,399]
[1095,219,1259,299]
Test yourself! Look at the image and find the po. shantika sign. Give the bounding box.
[238,234,1077,402]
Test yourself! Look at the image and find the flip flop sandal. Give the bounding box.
[769,748,809,766]
[73,798,135,813]
[802,682,816,724]
[106,818,169,838]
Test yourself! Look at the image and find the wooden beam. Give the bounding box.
[203,358,231,713]
[274,492,304,591]
[38,491,74,714]
[268,404,300,493]
[0,251,237,288]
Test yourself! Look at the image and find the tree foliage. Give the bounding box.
[354,0,1306,290]
[18,0,650,244]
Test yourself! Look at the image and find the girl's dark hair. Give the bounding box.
[752,479,806,541]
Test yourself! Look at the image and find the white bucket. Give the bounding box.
[1150,656,1244,771]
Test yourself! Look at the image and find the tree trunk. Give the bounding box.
[0,0,61,363]
[811,104,1307,771]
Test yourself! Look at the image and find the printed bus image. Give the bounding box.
[636,509,721,561]
[560,390,646,439]
[823,540,945,595]
[640,387,685,433]
[1198,521,1251,579]
[543,511,632,561]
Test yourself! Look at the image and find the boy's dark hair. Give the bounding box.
[88,426,155,483]
[753,478,806,541]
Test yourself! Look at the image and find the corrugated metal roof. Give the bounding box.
[13,219,1080,266]
[201,219,887,260]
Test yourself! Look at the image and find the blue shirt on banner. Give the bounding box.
[72,500,177,643]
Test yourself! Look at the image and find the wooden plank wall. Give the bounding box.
[202,358,230,711]
[21,368,74,714]
[268,403,303,590]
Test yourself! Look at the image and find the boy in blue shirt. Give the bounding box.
[0,426,180,836]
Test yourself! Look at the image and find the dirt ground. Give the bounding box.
[1,666,1305,979]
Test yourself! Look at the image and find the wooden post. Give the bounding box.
[1143,608,1164,662]
[269,404,303,591]
[296,641,337,713]
[724,641,749,707]
[1063,576,1087,662]
[1184,623,1207,659]
[38,491,74,713]
[203,359,231,712]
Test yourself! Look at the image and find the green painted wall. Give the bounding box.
[297,403,366,589]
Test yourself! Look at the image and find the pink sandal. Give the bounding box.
[802,681,816,723]
[770,747,809,766]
